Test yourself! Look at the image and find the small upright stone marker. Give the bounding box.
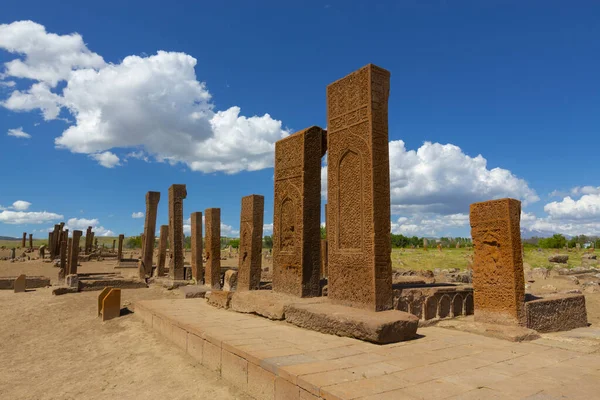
[237,195,264,291]
[117,234,124,261]
[59,240,67,281]
[205,208,221,289]
[14,274,26,293]
[98,288,121,321]
[10,248,15,260]
[190,212,203,282]
[168,184,187,280]
[156,226,168,276]
[470,198,525,326]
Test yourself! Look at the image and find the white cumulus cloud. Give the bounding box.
[7,127,31,139]
[0,210,63,224]
[64,217,115,236]
[0,21,289,174]
[131,212,144,219]
[89,151,120,168]
[544,194,600,220]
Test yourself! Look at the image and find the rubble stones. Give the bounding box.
[548,255,569,264]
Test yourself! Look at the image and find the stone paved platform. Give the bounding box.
[135,299,600,400]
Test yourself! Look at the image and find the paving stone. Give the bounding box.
[221,350,248,390]
[248,363,275,400]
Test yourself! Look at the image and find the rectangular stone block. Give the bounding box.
[470,198,525,326]
[326,64,393,311]
[187,333,204,364]
[190,212,203,282]
[13,274,26,293]
[117,234,124,261]
[273,126,324,298]
[248,363,275,400]
[171,325,188,351]
[207,290,233,309]
[100,288,121,321]
[221,350,248,390]
[238,195,264,291]
[526,294,588,333]
[205,208,221,289]
[275,376,300,400]
[203,339,222,372]
[69,230,82,275]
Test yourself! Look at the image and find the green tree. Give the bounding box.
[320,225,327,239]
[539,234,567,249]
[263,235,273,249]
[125,236,142,249]
[229,239,240,248]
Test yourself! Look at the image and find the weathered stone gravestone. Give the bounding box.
[576,243,581,250]
[21,232,26,248]
[117,234,124,261]
[10,248,15,260]
[168,184,187,280]
[98,287,121,321]
[59,240,67,281]
[470,198,526,326]
[14,274,26,293]
[29,233,33,249]
[326,64,393,311]
[85,226,93,253]
[69,230,82,275]
[205,208,221,289]
[156,226,168,276]
[140,191,160,279]
[273,126,324,298]
[321,239,328,279]
[423,238,428,250]
[237,195,264,291]
[190,212,203,282]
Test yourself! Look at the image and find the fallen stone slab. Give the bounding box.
[548,254,569,263]
[0,276,51,290]
[284,302,419,344]
[437,317,540,342]
[179,285,211,299]
[149,277,193,290]
[230,290,327,320]
[79,279,148,291]
[206,290,233,309]
[52,286,79,296]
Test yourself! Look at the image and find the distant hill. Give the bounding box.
[0,236,19,241]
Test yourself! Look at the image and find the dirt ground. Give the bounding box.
[0,254,251,400]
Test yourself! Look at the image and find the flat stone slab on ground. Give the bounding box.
[149,277,193,290]
[284,301,419,344]
[52,286,79,296]
[0,276,51,290]
[437,316,541,342]
[79,278,147,291]
[230,290,328,320]
[179,285,211,299]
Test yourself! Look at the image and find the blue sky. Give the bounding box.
[1,1,599,239]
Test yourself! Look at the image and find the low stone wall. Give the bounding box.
[0,276,51,290]
[525,294,588,333]
[394,285,474,322]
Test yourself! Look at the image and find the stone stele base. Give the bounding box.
[206,290,233,308]
[284,302,419,344]
[229,290,328,320]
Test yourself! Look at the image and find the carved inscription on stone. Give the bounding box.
[273,127,323,297]
[168,184,187,280]
[470,198,525,326]
[326,64,392,311]
[237,195,264,291]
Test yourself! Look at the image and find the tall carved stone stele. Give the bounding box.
[470,198,526,326]
[69,230,82,275]
[326,64,393,311]
[205,208,221,289]
[273,126,324,297]
[85,226,93,254]
[156,225,169,276]
[117,234,124,261]
[190,212,203,282]
[237,195,264,291]
[29,233,33,249]
[140,191,161,279]
[168,184,187,280]
[22,232,26,248]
